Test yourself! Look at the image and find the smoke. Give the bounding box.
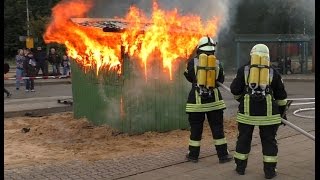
[232,0,315,34]
[285,0,315,34]
[88,0,240,39]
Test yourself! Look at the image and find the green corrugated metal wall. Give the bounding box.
[71,57,190,134]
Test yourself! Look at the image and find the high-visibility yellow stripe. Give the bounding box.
[234,152,249,160]
[244,94,250,115]
[186,101,225,108]
[214,88,219,101]
[186,104,226,110]
[266,94,272,116]
[276,99,287,106]
[186,101,226,112]
[214,137,227,145]
[186,105,226,112]
[236,113,281,126]
[195,91,201,104]
[189,139,201,147]
[263,155,278,163]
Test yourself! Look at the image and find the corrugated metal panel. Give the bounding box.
[71,57,189,134]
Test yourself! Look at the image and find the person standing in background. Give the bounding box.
[15,49,25,90]
[285,57,292,74]
[48,48,61,75]
[34,46,48,76]
[61,54,71,76]
[23,50,37,92]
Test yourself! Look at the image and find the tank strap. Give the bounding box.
[193,58,199,76]
[244,65,249,85]
[269,68,274,84]
[216,60,220,80]
[250,64,269,68]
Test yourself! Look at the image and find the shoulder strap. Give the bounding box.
[216,60,220,80]
[244,65,250,85]
[193,58,199,76]
[269,68,274,84]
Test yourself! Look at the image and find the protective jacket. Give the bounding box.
[184,56,226,113]
[230,62,287,125]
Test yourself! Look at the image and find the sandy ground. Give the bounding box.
[4,112,238,169]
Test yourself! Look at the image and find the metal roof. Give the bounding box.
[71,18,200,34]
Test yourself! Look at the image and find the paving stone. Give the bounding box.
[4,131,314,180]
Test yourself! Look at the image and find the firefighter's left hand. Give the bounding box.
[281,114,287,126]
[282,114,287,120]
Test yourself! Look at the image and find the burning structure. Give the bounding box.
[44,0,221,133]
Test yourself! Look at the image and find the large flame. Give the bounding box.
[44,0,220,80]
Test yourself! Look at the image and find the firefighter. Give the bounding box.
[230,44,287,179]
[184,36,232,164]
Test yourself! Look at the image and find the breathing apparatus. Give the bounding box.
[246,44,273,99]
[195,36,219,98]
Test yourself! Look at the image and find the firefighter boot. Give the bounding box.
[235,158,247,175]
[186,146,200,163]
[216,144,233,163]
[264,162,277,179]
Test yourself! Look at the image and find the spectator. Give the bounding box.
[15,49,25,90]
[61,55,71,75]
[23,48,29,56]
[48,48,61,75]
[34,46,48,76]
[278,57,285,74]
[285,56,292,74]
[4,63,12,97]
[23,51,37,92]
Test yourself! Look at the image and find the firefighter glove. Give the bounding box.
[279,105,287,126]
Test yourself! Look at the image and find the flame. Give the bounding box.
[44,0,220,80]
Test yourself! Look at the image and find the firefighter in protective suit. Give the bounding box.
[230,44,287,179]
[184,36,232,163]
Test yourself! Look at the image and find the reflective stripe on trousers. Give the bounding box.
[214,137,227,146]
[189,139,201,147]
[234,152,249,160]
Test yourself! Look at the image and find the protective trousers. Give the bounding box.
[188,110,228,159]
[234,123,279,175]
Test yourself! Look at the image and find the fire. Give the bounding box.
[44,0,220,80]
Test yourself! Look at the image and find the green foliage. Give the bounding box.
[4,0,60,58]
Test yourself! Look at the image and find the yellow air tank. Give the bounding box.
[197,54,208,87]
[248,54,260,90]
[206,55,216,89]
[259,56,270,90]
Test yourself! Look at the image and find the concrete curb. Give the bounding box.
[4,80,72,87]
[4,106,73,118]
[4,96,73,118]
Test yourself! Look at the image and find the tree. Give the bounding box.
[4,0,60,58]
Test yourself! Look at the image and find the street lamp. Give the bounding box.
[26,0,30,37]
[25,0,34,49]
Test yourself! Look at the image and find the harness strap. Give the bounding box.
[244,66,249,85]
